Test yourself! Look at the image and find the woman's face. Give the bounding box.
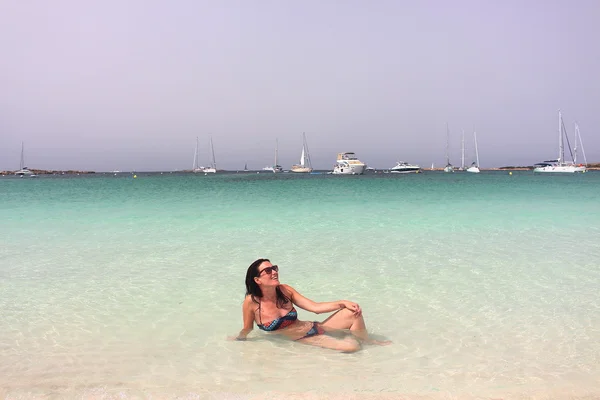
[254,261,280,287]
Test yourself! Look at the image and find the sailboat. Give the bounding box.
[444,123,454,173]
[466,131,480,173]
[574,123,588,168]
[459,129,465,171]
[243,163,249,172]
[291,133,313,173]
[192,137,203,173]
[202,136,217,174]
[14,142,34,176]
[533,111,587,173]
[262,139,283,173]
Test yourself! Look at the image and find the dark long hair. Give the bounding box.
[245,258,290,308]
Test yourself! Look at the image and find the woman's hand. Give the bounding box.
[340,300,362,316]
[227,335,247,341]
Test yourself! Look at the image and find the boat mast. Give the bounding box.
[461,129,465,170]
[303,132,312,168]
[446,123,450,166]
[558,110,563,163]
[275,138,279,166]
[193,137,199,170]
[210,136,216,169]
[474,131,480,167]
[575,123,588,166]
[20,142,25,170]
[573,124,578,164]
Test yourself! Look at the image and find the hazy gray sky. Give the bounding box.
[1,0,599,171]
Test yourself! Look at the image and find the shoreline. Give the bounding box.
[2,166,600,175]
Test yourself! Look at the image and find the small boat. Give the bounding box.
[290,133,313,173]
[192,136,217,174]
[390,161,420,173]
[202,136,217,174]
[444,123,454,173]
[263,139,283,173]
[466,131,480,173]
[14,142,33,176]
[192,137,204,173]
[332,152,366,175]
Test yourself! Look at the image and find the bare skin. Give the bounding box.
[231,261,391,352]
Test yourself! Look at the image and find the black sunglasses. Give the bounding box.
[258,265,279,276]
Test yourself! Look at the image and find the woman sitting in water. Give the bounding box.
[232,258,391,352]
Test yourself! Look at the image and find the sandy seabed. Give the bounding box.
[2,388,600,400]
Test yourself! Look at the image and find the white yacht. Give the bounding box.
[390,161,420,173]
[262,165,283,173]
[14,142,33,176]
[332,152,366,175]
[533,160,586,173]
[202,136,217,174]
[443,123,454,173]
[263,139,283,173]
[466,131,480,173]
[533,111,587,173]
[192,137,204,173]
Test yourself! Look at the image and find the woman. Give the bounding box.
[232,258,391,352]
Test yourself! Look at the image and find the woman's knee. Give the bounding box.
[339,308,361,320]
[339,338,361,353]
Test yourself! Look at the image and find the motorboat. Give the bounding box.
[390,161,420,173]
[332,152,366,175]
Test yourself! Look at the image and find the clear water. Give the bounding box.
[1,171,599,399]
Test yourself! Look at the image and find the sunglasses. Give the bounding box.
[258,265,279,276]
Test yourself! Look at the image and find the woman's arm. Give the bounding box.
[233,296,255,340]
[282,284,362,315]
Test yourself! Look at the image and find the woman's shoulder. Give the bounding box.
[243,294,259,308]
[279,284,296,297]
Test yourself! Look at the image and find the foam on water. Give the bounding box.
[1,171,599,399]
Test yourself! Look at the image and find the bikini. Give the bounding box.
[257,303,324,340]
[257,306,298,331]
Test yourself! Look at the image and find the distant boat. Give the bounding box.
[459,129,465,171]
[466,131,480,173]
[291,133,313,173]
[202,136,217,174]
[263,138,283,173]
[192,136,217,174]
[192,137,203,173]
[533,111,587,173]
[390,161,420,173]
[14,142,33,176]
[332,152,366,175]
[244,163,249,172]
[444,123,454,173]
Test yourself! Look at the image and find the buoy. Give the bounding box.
[133,174,137,178]
[509,172,512,175]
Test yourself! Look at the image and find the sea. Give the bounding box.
[1,171,599,400]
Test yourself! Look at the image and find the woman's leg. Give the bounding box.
[296,334,361,353]
[320,309,391,345]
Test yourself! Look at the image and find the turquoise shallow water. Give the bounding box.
[1,171,599,399]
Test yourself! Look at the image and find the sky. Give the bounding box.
[1,0,599,171]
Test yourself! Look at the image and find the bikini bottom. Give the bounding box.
[296,322,325,340]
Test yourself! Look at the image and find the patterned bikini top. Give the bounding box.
[257,306,298,331]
